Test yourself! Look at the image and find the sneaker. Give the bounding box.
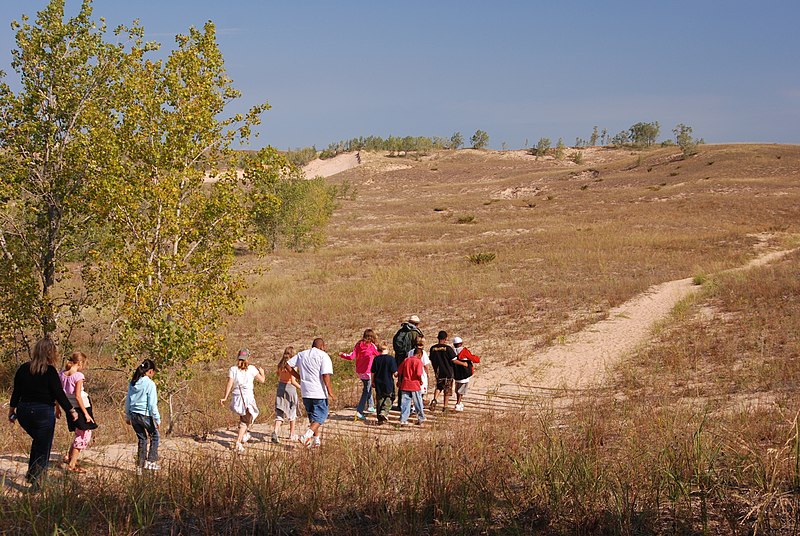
[354,411,366,421]
[454,403,464,412]
[298,432,314,448]
[312,438,321,448]
[365,407,376,414]
[377,415,387,425]
[398,421,409,427]
[289,434,299,442]
[242,432,252,443]
[416,420,424,426]
[429,399,437,411]
[234,442,245,453]
[135,466,143,476]
[146,461,160,471]
[271,432,279,444]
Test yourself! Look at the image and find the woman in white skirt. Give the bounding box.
[220,348,265,452]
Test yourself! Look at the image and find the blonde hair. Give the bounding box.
[361,329,378,345]
[377,341,388,352]
[30,337,58,375]
[277,346,294,372]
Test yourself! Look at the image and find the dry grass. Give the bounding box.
[2,144,800,533]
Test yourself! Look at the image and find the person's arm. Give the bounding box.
[9,366,21,423]
[255,366,266,383]
[74,378,93,423]
[148,380,161,427]
[220,376,235,406]
[322,373,336,401]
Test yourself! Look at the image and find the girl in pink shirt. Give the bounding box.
[59,352,96,472]
[340,329,379,420]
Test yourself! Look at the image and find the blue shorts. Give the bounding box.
[302,398,329,425]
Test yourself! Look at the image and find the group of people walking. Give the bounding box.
[7,316,479,488]
[8,338,162,488]
[221,314,480,451]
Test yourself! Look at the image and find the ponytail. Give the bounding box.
[130,359,157,386]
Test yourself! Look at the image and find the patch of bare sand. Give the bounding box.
[302,152,360,178]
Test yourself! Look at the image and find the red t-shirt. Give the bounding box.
[397,355,424,391]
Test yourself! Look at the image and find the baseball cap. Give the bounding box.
[453,337,462,345]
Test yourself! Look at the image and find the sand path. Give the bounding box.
[0,248,792,489]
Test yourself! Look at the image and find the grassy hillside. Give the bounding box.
[2,144,799,534]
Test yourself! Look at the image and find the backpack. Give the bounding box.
[392,324,420,360]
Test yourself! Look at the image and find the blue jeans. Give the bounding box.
[16,402,56,484]
[129,412,159,467]
[399,390,425,424]
[356,378,375,414]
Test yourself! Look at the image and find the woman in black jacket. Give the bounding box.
[8,337,77,489]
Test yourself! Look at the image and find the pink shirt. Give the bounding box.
[341,340,379,380]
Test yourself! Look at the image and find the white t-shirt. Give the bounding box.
[287,347,333,399]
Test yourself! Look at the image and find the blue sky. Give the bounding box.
[1,0,799,150]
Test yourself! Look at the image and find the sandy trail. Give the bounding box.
[0,248,792,487]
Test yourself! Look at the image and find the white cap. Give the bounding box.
[453,336,462,345]
[409,314,420,324]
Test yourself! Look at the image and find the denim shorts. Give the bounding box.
[302,398,329,424]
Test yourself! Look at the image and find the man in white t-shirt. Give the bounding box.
[287,338,336,447]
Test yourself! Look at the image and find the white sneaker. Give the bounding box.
[146,461,160,471]
[234,442,245,453]
[454,403,464,412]
[242,432,251,443]
[290,434,299,442]
[298,431,314,448]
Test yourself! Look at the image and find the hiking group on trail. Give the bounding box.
[6,314,479,490]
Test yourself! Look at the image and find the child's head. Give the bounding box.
[236,348,250,370]
[413,346,423,358]
[277,346,294,370]
[130,358,157,386]
[67,351,88,370]
[361,329,377,344]
[377,341,388,354]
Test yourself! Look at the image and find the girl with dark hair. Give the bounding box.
[124,359,161,472]
[8,337,77,489]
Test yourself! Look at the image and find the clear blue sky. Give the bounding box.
[1,0,799,150]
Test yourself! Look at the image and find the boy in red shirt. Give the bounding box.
[397,347,426,426]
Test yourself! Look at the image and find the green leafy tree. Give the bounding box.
[450,132,463,149]
[471,129,489,149]
[243,147,336,252]
[554,138,566,160]
[629,121,660,147]
[673,123,703,157]
[589,126,599,146]
[0,0,143,354]
[533,137,551,158]
[94,21,268,432]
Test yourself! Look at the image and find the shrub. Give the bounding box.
[571,151,584,165]
[468,252,496,265]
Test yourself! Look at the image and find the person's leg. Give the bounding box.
[129,414,149,468]
[17,403,56,484]
[443,378,452,411]
[143,416,160,465]
[274,417,283,436]
[399,391,411,423]
[68,430,90,469]
[412,390,425,423]
[288,418,296,438]
[356,379,371,415]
